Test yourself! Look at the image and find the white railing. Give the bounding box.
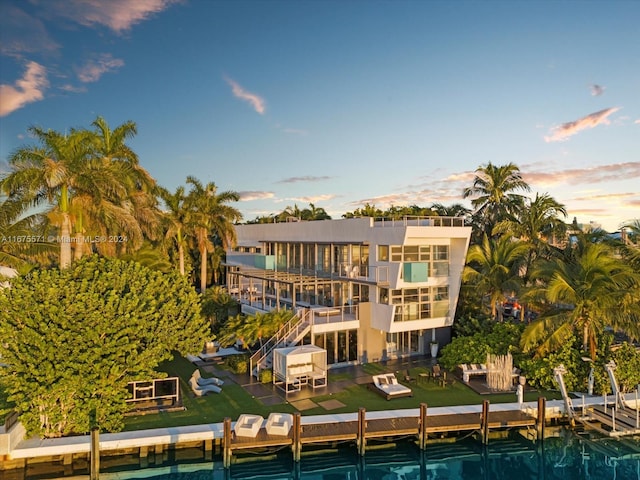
[373,216,467,227]
[250,310,312,378]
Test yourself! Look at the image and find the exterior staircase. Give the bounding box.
[250,309,312,379]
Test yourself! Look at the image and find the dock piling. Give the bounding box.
[357,407,366,456]
[292,412,302,462]
[481,400,490,444]
[536,397,546,441]
[90,426,99,480]
[223,417,232,468]
[419,403,428,450]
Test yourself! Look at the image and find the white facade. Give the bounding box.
[225,217,471,367]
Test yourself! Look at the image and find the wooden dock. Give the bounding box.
[222,399,546,467]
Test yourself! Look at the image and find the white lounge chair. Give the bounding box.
[265,413,293,436]
[192,369,224,386]
[234,414,264,438]
[370,373,413,400]
[189,376,221,396]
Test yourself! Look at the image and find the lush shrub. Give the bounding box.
[259,368,273,384]
[226,354,249,374]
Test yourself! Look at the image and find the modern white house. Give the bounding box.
[224,216,471,376]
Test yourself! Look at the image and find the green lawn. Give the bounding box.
[123,357,562,431]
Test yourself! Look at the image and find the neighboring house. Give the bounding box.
[224,216,471,372]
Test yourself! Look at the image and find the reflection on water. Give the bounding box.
[12,428,640,479]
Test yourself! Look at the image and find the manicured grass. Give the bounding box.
[123,359,562,431]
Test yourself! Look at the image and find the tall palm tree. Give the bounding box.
[463,162,531,238]
[185,176,242,292]
[159,185,189,275]
[85,117,162,257]
[462,234,529,319]
[1,127,92,268]
[493,193,568,277]
[521,240,640,360]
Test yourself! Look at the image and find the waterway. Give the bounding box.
[20,427,639,480]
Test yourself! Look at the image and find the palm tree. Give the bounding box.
[493,193,568,277]
[430,202,472,219]
[185,176,242,292]
[159,185,190,275]
[85,117,162,257]
[300,203,331,220]
[0,197,55,271]
[277,204,302,222]
[463,162,531,238]
[1,126,92,268]
[521,240,640,360]
[462,234,529,319]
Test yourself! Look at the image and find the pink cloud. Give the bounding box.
[76,54,124,82]
[0,61,48,117]
[48,0,181,33]
[224,76,266,114]
[544,107,620,142]
[523,162,640,186]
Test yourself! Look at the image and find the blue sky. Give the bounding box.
[1,0,639,231]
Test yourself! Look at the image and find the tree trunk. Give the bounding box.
[74,233,84,261]
[200,247,207,292]
[178,244,185,276]
[60,213,72,269]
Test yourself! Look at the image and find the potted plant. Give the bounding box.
[430,341,439,358]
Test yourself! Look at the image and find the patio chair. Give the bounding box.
[431,364,442,383]
[189,376,221,396]
[404,369,416,384]
[192,369,224,386]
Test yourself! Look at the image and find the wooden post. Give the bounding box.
[292,412,302,462]
[357,407,366,456]
[481,400,490,445]
[536,397,546,442]
[90,426,100,480]
[223,417,232,468]
[419,403,428,450]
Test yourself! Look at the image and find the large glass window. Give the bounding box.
[392,286,450,321]
[378,245,389,261]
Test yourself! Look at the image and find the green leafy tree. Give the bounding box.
[521,241,640,360]
[0,256,208,437]
[462,234,529,319]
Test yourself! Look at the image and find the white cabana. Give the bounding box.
[273,344,327,393]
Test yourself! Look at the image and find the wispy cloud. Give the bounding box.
[523,162,640,186]
[590,84,605,96]
[277,176,332,184]
[573,192,637,202]
[544,107,620,142]
[0,61,49,117]
[224,76,266,114]
[238,191,275,201]
[291,194,337,203]
[48,0,181,33]
[635,119,640,124]
[76,53,124,82]
[0,4,60,57]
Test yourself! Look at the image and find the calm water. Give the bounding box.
[83,428,640,480]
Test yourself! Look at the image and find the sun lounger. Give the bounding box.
[369,373,413,400]
[189,376,221,396]
[234,414,264,438]
[265,413,293,436]
[192,369,224,386]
